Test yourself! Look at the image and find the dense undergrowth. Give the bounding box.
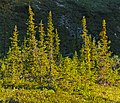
[0,5,120,102]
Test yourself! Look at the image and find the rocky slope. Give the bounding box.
[0,0,120,56]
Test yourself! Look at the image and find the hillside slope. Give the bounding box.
[0,0,120,56]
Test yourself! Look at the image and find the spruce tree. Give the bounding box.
[58,56,80,93]
[97,20,114,83]
[24,5,38,82]
[46,11,54,61]
[72,51,79,70]
[21,37,27,62]
[3,25,22,88]
[45,11,55,89]
[54,29,60,60]
[80,16,92,75]
[90,38,97,68]
[38,20,49,88]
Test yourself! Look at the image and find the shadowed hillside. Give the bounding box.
[0,0,120,56]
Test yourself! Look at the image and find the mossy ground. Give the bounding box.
[0,84,120,102]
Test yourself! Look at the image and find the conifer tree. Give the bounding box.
[46,11,54,61]
[72,51,79,70]
[45,11,56,88]
[38,20,49,88]
[24,5,38,82]
[26,5,36,48]
[80,16,93,75]
[3,25,22,88]
[90,37,98,69]
[21,37,28,78]
[39,20,45,51]
[97,20,114,83]
[58,56,80,93]
[21,37,27,60]
[54,29,60,60]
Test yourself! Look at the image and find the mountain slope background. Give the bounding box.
[0,0,120,56]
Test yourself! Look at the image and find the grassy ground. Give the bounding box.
[0,84,120,102]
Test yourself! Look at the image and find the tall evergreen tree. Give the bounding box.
[72,51,79,70]
[24,5,38,82]
[46,11,54,61]
[45,11,55,88]
[54,29,60,60]
[80,16,93,75]
[90,38,98,69]
[97,20,114,83]
[3,25,22,88]
[58,56,80,93]
[38,20,49,88]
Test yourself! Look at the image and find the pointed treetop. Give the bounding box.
[13,25,18,37]
[39,20,45,35]
[47,10,54,33]
[54,28,60,56]
[48,11,53,23]
[55,29,60,43]
[48,11,52,22]
[55,29,58,34]
[29,5,34,15]
[74,51,78,56]
[82,16,88,33]
[11,25,19,47]
[82,16,86,25]
[29,5,31,12]
[102,19,106,32]
[102,19,106,27]
[40,20,43,24]
[14,25,17,32]
[39,20,44,27]
[13,25,18,35]
[49,11,52,17]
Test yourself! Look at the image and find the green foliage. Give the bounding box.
[0,5,120,103]
[1,25,22,89]
[23,5,39,82]
[80,16,96,79]
[37,20,49,88]
[97,20,117,84]
[54,29,60,60]
[45,11,54,61]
